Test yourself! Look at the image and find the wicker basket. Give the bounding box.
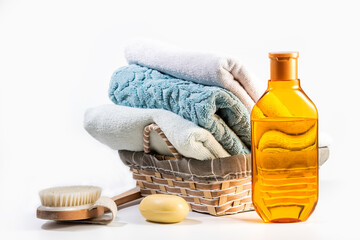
[119,123,254,216]
[131,168,252,215]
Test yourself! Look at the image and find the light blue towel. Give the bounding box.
[109,64,251,155]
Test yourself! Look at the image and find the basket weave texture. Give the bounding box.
[131,168,252,215]
[120,123,254,216]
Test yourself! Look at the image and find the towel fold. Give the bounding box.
[125,40,263,112]
[108,64,251,155]
[84,105,230,160]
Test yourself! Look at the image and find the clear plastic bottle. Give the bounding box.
[251,52,318,223]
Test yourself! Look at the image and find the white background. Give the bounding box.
[0,0,359,239]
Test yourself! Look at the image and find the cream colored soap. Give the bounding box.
[139,194,189,223]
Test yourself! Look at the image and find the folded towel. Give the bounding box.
[84,105,230,160]
[125,40,263,112]
[108,64,251,155]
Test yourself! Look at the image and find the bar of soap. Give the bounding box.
[139,194,189,223]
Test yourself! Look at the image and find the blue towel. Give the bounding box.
[109,64,251,155]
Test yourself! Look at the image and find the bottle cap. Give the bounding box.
[269,51,299,80]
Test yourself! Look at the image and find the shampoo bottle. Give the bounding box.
[251,52,318,223]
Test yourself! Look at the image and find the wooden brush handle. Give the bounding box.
[86,187,142,224]
[111,186,142,206]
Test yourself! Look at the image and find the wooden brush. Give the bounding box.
[37,186,141,224]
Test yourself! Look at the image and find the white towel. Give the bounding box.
[84,105,230,160]
[125,40,263,112]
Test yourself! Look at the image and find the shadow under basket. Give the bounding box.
[118,123,330,216]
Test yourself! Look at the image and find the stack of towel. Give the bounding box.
[84,40,330,161]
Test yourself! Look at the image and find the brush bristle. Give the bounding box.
[39,186,102,207]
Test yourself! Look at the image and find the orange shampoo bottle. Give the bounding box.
[251,52,318,223]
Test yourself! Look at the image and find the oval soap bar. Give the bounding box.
[139,194,189,223]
